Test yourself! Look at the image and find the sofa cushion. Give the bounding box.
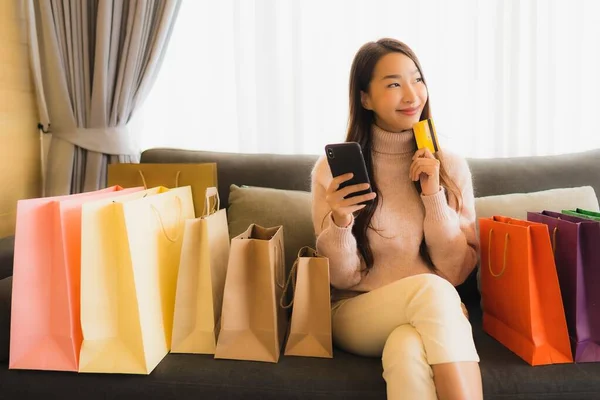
[227,184,314,275]
[2,304,600,399]
[474,186,599,221]
[469,306,600,400]
[0,236,14,280]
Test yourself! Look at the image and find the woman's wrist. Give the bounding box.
[421,185,442,197]
[332,212,353,228]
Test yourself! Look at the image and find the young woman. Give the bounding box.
[311,38,483,399]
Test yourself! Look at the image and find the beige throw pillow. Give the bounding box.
[475,186,599,221]
[227,184,314,275]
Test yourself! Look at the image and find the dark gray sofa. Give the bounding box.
[1,148,600,399]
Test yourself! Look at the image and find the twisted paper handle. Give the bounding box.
[138,170,181,189]
[151,196,183,242]
[488,229,508,278]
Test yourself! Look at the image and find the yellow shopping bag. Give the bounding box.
[79,186,194,374]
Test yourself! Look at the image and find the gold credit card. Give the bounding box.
[412,118,440,153]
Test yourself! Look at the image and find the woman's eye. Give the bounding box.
[416,77,424,83]
[388,83,401,88]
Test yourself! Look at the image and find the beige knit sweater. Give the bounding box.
[311,124,478,300]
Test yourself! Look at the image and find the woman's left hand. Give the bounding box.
[409,148,440,196]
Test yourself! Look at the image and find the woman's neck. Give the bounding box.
[371,124,416,155]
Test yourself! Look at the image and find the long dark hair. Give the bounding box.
[346,38,463,272]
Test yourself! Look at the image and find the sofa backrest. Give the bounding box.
[141,149,319,208]
[141,147,600,305]
[467,149,600,199]
[141,148,600,208]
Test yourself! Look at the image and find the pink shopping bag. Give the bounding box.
[9,186,143,371]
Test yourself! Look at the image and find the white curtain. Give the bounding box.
[138,0,600,158]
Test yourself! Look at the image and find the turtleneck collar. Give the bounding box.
[371,124,417,155]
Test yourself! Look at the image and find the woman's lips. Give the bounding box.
[397,107,419,116]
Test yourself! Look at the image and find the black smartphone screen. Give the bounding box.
[324,142,373,203]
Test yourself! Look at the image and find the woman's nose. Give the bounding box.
[403,86,417,104]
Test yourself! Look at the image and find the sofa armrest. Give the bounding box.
[0,277,11,363]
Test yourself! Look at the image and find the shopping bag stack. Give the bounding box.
[9,160,338,374]
[9,167,202,374]
[527,209,600,362]
[9,186,142,372]
[480,206,600,365]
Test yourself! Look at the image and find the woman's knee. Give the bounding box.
[382,324,429,373]
[406,274,463,317]
[403,275,478,365]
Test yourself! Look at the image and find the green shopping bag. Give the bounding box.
[562,208,600,222]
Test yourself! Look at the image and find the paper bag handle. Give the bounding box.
[274,241,285,290]
[138,170,181,189]
[202,187,220,217]
[550,215,561,255]
[151,196,183,242]
[279,246,318,309]
[488,229,508,278]
[280,258,298,309]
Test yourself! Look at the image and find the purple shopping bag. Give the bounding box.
[527,210,600,362]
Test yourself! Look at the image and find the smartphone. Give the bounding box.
[325,142,373,203]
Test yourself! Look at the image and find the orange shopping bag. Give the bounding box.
[479,216,572,366]
[9,186,143,371]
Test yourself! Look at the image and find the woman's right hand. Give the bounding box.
[325,173,377,228]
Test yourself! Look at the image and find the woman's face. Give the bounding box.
[361,52,428,132]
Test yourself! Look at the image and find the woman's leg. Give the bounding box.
[382,324,437,399]
[431,362,483,400]
[332,273,482,400]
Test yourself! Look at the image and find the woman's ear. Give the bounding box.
[360,90,373,110]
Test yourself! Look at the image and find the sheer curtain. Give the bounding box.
[138,0,600,158]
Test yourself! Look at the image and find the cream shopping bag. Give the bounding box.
[282,247,333,358]
[79,186,194,374]
[214,224,287,363]
[171,188,230,354]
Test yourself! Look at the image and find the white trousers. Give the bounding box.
[332,274,479,400]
